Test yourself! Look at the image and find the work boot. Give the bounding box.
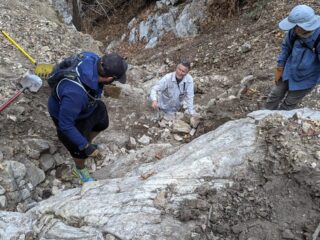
[72,167,95,183]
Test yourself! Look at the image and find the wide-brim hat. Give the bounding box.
[279,5,320,31]
[100,53,128,84]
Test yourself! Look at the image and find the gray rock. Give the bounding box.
[138,135,152,145]
[241,42,252,53]
[0,196,7,208]
[39,154,55,172]
[4,161,26,182]
[129,27,137,44]
[172,119,191,133]
[53,153,65,166]
[175,1,206,38]
[24,138,50,159]
[190,116,200,128]
[20,189,31,201]
[128,18,137,29]
[0,185,5,195]
[23,160,45,187]
[145,37,158,49]
[1,108,320,239]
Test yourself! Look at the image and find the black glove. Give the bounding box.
[84,144,102,159]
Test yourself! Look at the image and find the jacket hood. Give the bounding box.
[77,52,101,94]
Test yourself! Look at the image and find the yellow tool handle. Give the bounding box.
[1,30,37,65]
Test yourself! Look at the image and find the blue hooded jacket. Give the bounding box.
[48,52,103,150]
[277,27,320,90]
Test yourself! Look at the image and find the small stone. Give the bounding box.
[138,135,151,145]
[190,128,196,136]
[173,134,183,141]
[241,42,251,53]
[140,170,156,180]
[0,185,6,195]
[282,229,295,239]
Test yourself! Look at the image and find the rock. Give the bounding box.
[190,128,196,136]
[140,170,156,180]
[153,191,167,208]
[4,161,26,182]
[138,135,152,145]
[127,137,137,149]
[282,229,295,239]
[160,128,171,140]
[20,189,31,201]
[53,153,65,166]
[0,196,7,208]
[173,134,183,141]
[23,160,45,187]
[24,138,51,159]
[190,116,200,128]
[241,42,252,53]
[145,37,158,49]
[0,185,5,195]
[128,17,137,29]
[39,154,55,172]
[315,151,320,160]
[172,119,191,133]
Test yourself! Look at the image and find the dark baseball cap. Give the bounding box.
[100,53,127,84]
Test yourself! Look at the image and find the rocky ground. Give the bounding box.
[0,0,320,239]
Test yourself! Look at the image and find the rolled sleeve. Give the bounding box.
[277,32,292,67]
[150,75,169,101]
[185,77,195,114]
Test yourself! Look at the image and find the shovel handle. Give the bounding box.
[1,30,37,65]
[0,90,24,113]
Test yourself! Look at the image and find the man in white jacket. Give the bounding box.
[150,61,195,115]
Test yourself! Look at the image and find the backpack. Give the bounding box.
[288,29,320,54]
[47,53,85,89]
[48,53,100,104]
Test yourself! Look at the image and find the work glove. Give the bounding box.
[84,144,102,159]
[274,67,284,85]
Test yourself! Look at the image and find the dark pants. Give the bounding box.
[265,80,312,110]
[52,100,109,159]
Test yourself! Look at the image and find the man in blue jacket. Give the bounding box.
[265,5,320,110]
[48,52,127,183]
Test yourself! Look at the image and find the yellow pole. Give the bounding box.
[1,30,37,65]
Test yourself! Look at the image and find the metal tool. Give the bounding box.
[0,72,43,112]
[1,30,53,78]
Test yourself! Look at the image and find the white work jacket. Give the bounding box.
[150,72,195,114]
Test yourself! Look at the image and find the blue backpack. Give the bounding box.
[48,53,99,105]
[47,53,85,89]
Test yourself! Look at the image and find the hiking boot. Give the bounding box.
[72,167,95,183]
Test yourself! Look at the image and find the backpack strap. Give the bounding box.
[288,29,320,54]
[55,77,87,101]
[313,33,320,54]
[288,29,296,52]
[55,77,100,102]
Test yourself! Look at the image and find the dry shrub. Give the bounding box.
[207,0,240,20]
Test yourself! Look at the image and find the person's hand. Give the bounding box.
[151,100,158,110]
[275,67,284,85]
[84,144,102,159]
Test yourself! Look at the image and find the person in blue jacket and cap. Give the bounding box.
[265,4,320,110]
[48,52,127,183]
